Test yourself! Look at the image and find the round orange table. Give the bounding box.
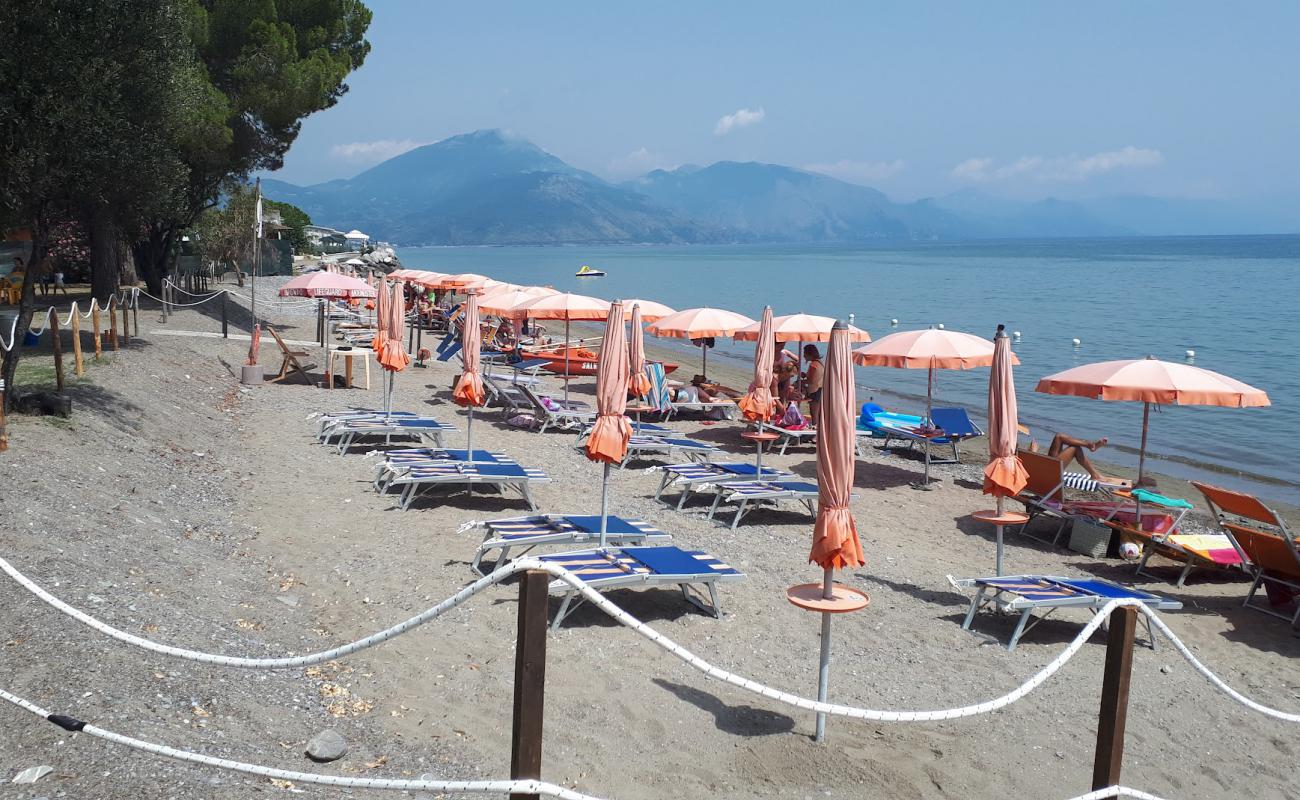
[741,429,780,473]
[971,509,1028,576]
[624,404,655,434]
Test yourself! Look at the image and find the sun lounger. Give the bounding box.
[467,514,673,575]
[706,479,820,530]
[951,574,1182,651]
[1013,450,1121,545]
[644,362,737,420]
[538,545,744,628]
[652,461,795,510]
[519,384,595,433]
[1192,482,1299,623]
[373,448,511,492]
[321,416,457,454]
[391,461,549,511]
[1090,488,1212,586]
[763,424,817,455]
[314,409,420,437]
[857,404,982,465]
[576,430,719,466]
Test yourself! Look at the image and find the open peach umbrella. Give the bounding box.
[452,291,488,457]
[586,300,632,544]
[738,306,776,423]
[645,306,756,376]
[620,298,676,323]
[378,281,411,416]
[983,325,1028,574]
[280,271,376,389]
[734,313,871,344]
[790,320,867,743]
[1036,356,1269,485]
[853,328,1016,488]
[438,272,490,290]
[515,292,612,405]
[627,303,652,398]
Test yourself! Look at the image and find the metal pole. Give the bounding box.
[466,406,474,458]
[995,494,1006,576]
[50,311,64,391]
[599,463,611,548]
[1137,402,1150,486]
[251,178,260,325]
[814,565,834,743]
[510,569,548,800]
[120,294,129,345]
[563,318,571,407]
[1092,605,1137,790]
[221,291,228,338]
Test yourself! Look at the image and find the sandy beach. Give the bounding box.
[2,280,1298,800]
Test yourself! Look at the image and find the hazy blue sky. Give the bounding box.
[270,2,1299,202]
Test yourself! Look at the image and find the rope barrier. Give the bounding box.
[1065,787,1170,800]
[4,553,1299,723]
[0,684,604,800]
[136,284,229,308]
[0,291,136,352]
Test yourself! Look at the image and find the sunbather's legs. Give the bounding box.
[1047,434,1108,481]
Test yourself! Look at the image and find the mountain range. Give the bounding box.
[263,129,1294,245]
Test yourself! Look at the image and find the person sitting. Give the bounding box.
[1029,433,1142,487]
[494,318,517,349]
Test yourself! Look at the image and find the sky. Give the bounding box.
[269,2,1300,204]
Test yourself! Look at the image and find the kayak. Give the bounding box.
[525,346,678,376]
[575,265,606,277]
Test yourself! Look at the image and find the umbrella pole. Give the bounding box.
[995,494,1005,576]
[917,364,935,489]
[467,406,474,457]
[1138,402,1150,485]
[599,462,611,549]
[814,565,834,743]
[563,318,571,407]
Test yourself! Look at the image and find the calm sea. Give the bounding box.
[398,236,1300,503]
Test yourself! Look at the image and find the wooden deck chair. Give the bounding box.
[1193,482,1300,624]
[266,325,316,384]
[1013,450,1080,544]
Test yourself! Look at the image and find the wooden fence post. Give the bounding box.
[50,311,65,391]
[509,569,548,800]
[92,305,103,360]
[132,291,139,336]
[120,293,130,345]
[71,309,84,376]
[1092,605,1138,790]
[109,299,119,351]
[0,385,7,452]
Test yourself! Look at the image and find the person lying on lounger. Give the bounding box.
[1028,434,1146,488]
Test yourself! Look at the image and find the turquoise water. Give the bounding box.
[398,236,1300,502]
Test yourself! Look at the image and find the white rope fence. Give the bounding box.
[0,683,603,799]
[0,290,138,352]
[3,554,1298,723]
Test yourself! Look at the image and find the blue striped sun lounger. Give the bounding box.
[538,545,744,629]
[652,462,795,510]
[578,433,719,467]
[705,479,821,530]
[950,574,1182,652]
[322,417,458,454]
[468,514,672,575]
[374,449,510,492]
[315,409,421,438]
[392,462,550,511]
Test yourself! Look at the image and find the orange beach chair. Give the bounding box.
[1192,482,1300,624]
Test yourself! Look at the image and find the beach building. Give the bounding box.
[344,229,370,249]
[303,224,349,254]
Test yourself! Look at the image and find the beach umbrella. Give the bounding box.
[452,291,488,457]
[1035,356,1269,485]
[620,298,676,323]
[982,325,1028,575]
[645,307,756,377]
[627,303,652,398]
[279,272,376,389]
[738,306,777,424]
[791,320,867,743]
[734,313,872,344]
[514,292,612,405]
[852,328,1015,488]
[585,300,632,545]
[438,272,491,290]
[377,281,411,417]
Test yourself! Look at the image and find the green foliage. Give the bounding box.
[194,182,257,270]
[265,199,312,253]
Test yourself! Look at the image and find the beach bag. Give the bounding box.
[781,403,808,430]
[507,413,536,429]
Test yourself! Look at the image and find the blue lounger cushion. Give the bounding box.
[658,437,713,449]
[622,546,739,576]
[1054,579,1164,601]
[563,515,645,535]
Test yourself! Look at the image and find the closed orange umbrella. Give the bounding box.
[791,320,867,744]
[983,325,1028,575]
[371,278,387,355]
[738,306,776,422]
[453,291,487,457]
[586,300,631,544]
[1036,356,1269,484]
[628,303,652,398]
[378,282,410,416]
